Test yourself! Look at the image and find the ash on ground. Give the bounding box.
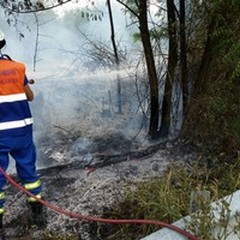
[3,137,196,240]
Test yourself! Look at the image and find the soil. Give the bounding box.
[2,137,196,240]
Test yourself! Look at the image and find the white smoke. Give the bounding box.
[0,1,165,171]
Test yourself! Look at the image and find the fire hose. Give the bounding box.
[0,167,199,240]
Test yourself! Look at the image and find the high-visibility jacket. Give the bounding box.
[0,58,33,138]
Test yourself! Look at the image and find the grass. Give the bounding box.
[94,156,240,239]
[41,232,80,240]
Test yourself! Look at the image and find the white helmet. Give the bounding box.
[0,28,6,49]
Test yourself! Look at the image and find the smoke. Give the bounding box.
[29,68,147,169]
[0,1,154,171]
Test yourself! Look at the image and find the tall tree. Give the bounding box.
[138,0,160,138]
[179,0,188,111]
[106,0,122,114]
[158,0,178,138]
[116,0,161,139]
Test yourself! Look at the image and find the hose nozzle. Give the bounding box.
[29,79,35,84]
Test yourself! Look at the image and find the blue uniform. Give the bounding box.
[0,56,42,213]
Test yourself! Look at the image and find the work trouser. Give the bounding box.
[0,132,42,214]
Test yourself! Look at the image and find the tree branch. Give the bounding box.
[3,0,72,14]
[116,0,139,18]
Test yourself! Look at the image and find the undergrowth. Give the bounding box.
[41,232,79,240]
[95,156,240,240]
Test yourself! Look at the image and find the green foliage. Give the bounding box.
[150,28,167,41]
[210,2,240,81]
[184,75,240,154]
[132,28,167,43]
[0,0,70,13]
[56,4,104,26]
[132,32,141,43]
[222,40,240,80]
[119,0,139,16]
[80,8,104,22]
[184,0,240,154]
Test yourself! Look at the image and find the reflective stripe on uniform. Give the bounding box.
[0,207,5,214]
[0,192,5,200]
[24,180,41,191]
[27,193,42,202]
[0,93,27,103]
[0,117,33,130]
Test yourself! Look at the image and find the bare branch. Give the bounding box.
[116,0,139,18]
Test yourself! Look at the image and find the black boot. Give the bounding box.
[0,214,6,240]
[28,201,47,228]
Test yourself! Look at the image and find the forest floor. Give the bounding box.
[2,137,197,240]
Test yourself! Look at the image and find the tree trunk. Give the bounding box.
[193,18,215,97]
[159,0,178,138]
[107,0,122,114]
[139,0,159,139]
[179,0,188,112]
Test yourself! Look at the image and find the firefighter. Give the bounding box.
[0,29,46,234]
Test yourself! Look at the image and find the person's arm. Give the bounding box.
[24,84,34,101]
[24,76,34,101]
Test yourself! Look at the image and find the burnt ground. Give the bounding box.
[2,136,197,240]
